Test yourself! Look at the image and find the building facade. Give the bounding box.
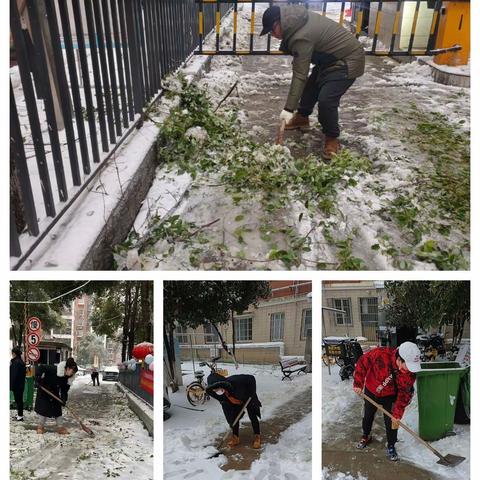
[72,294,92,357]
[322,281,470,343]
[177,281,312,364]
[322,280,385,341]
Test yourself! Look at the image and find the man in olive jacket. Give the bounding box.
[261,5,365,159]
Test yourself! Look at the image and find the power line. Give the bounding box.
[10,280,91,304]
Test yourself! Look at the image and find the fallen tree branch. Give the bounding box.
[214,80,239,113]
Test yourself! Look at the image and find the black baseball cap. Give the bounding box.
[260,5,281,36]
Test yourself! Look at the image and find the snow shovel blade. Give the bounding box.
[436,454,465,467]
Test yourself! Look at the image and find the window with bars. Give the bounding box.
[235,317,253,342]
[359,297,379,323]
[270,312,285,341]
[332,298,352,325]
[301,308,312,340]
[175,325,188,345]
[203,323,219,343]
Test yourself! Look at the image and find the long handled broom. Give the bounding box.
[208,397,252,458]
[39,385,95,437]
[360,391,465,467]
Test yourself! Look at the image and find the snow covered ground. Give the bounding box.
[116,4,469,271]
[164,362,312,479]
[322,364,469,479]
[10,375,153,480]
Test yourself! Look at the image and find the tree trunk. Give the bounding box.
[231,310,236,357]
[122,282,132,361]
[128,283,139,358]
[164,322,178,392]
[141,281,153,342]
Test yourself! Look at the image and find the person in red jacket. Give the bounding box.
[353,341,421,461]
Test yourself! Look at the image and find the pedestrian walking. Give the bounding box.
[91,367,100,386]
[10,346,26,422]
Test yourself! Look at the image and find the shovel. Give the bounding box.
[208,396,252,458]
[39,385,95,437]
[360,391,465,467]
[276,119,286,145]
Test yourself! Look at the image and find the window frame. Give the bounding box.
[301,308,312,340]
[333,298,353,325]
[235,317,253,342]
[270,312,285,342]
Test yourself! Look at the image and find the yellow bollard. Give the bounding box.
[435,1,470,66]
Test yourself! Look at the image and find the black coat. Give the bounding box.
[206,373,262,426]
[34,364,71,418]
[10,356,26,392]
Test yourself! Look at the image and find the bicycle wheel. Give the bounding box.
[186,382,207,406]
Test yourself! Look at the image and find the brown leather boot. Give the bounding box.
[253,434,261,449]
[285,113,310,130]
[323,136,340,160]
[57,426,70,435]
[36,426,45,434]
[227,434,240,447]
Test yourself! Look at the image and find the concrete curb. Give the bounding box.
[418,58,470,88]
[117,382,154,437]
[20,38,216,270]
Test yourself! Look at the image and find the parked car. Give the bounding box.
[103,366,119,382]
[77,367,86,376]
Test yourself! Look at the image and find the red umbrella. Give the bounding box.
[131,342,154,360]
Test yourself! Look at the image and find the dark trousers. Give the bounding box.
[13,389,24,417]
[362,388,398,447]
[297,65,355,138]
[91,374,100,386]
[231,405,261,436]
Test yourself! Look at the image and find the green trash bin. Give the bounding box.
[416,362,467,441]
[9,376,35,411]
[455,366,470,424]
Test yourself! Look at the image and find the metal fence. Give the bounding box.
[10,0,231,266]
[119,365,153,406]
[194,0,467,56]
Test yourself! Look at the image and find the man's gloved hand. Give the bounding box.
[391,417,401,430]
[279,109,294,123]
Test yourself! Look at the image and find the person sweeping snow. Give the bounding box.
[34,357,78,434]
[206,372,262,449]
[260,4,365,159]
[353,342,421,461]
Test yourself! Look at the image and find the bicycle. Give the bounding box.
[185,356,228,407]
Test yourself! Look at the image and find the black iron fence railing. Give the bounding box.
[194,0,467,56]
[10,0,231,266]
[119,365,153,406]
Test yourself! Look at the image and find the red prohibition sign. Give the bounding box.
[27,347,40,362]
[27,317,42,332]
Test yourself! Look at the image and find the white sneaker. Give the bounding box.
[15,416,24,421]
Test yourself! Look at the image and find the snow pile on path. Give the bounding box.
[322,468,368,480]
[10,376,153,480]
[247,413,312,479]
[322,365,470,479]
[401,391,469,479]
[164,362,312,479]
